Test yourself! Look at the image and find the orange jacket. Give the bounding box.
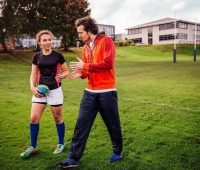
[81,34,116,90]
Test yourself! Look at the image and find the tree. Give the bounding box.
[0,0,90,52]
[0,0,21,52]
[29,0,90,50]
[0,18,8,52]
[0,0,43,52]
[51,0,90,50]
[17,0,91,50]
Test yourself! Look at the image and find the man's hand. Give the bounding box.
[69,57,84,71]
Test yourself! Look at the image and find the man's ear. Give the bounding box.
[87,31,93,36]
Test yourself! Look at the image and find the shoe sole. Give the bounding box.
[57,163,79,169]
[110,157,123,162]
[62,164,79,169]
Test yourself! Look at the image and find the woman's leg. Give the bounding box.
[30,103,46,148]
[51,105,65,145]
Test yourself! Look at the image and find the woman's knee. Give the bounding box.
[52,112,62,123]
[30,116,40,124]
[54,115,63,124]
[30,112,42,124]
[51,107,62,123]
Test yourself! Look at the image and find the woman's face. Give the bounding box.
[39,34,52,50]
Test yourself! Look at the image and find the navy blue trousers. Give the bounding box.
[69,90,123,161]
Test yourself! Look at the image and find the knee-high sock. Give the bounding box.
[56,122,65,145]
[30,123,39,148]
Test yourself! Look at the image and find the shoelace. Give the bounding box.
[56,144,62,150]
[24,147,33,154]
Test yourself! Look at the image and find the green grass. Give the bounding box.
[0,45,200,170]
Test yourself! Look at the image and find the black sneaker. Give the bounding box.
[57,158,79,169]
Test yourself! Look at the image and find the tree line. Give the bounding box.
[0,0,90,52]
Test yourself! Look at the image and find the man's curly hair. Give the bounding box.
[75,16,99,35]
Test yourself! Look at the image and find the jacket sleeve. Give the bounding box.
[83,37,115,72]
[81,50,89,79]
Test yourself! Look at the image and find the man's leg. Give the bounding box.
[69,91,98,160]
[98,91,123,157]
[57,91,98,168]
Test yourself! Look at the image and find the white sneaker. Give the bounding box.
[20,146,38,158]
[53,144,65,154]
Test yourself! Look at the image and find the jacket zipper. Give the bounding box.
[87,36,98,90]
[89,48,94,90]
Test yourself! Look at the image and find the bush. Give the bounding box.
[114,40,134,46]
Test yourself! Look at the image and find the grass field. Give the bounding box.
[0,45,200,170]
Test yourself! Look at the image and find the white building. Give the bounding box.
[97,24,115,40]
[115,33,128,40]
[126,17,200,45]
[15,36,62,48]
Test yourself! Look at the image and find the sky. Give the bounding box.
[88,0,200,34]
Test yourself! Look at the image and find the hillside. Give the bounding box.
[1,44,199,64]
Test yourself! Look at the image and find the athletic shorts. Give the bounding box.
[32,87,63,106]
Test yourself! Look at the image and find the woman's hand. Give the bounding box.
[56,63,70,82]
[55,74,64,82]
[31,86,43,98]
[67,71,82,80]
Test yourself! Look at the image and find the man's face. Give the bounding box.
[77,25,90,43]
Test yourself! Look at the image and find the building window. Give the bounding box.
[98,24,115,39]
[193,34,200,40]
[197,25,200,31]
[148,27,153,32]
[192,24,200,31]
[177,33,187,40]
[133,38,142,43]
[128,28,142,35]
[159,33,186,41]
[159,23,174,30]
[177,22,188,29]
[159,34,174,41]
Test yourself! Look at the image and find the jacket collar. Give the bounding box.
[85,33,106,48]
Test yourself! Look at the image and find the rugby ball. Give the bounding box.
[37,84,49,96]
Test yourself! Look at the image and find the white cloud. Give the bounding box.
[88,0,200,33]
[171,1,187,11]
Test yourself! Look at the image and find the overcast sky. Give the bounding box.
[88,0,200,34]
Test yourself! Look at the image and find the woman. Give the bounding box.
[20,30,69,158]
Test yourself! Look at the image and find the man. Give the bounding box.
[57,16,123,169]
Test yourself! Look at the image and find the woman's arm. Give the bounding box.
[55,62,69,82]
[30,64,43,97]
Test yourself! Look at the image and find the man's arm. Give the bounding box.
[70,38,115,73]
[84,38,115,72]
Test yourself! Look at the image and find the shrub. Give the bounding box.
[114,40,134,46]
